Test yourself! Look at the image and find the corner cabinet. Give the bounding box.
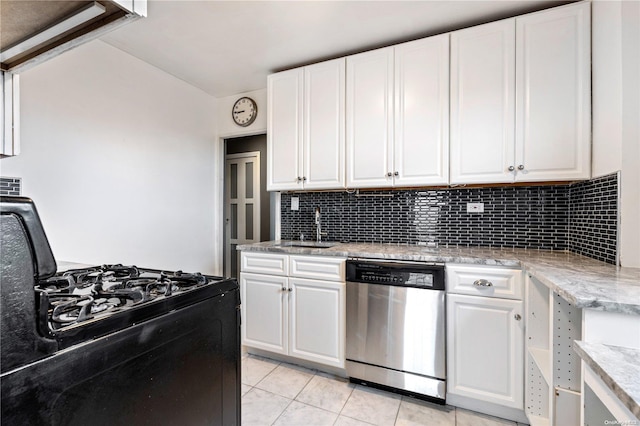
[446,264,526,423]
[450,1,591,184]
[240,252,346,368]
[346,34,450,188]
[267,58,345,191]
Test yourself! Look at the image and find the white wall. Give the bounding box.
[213,88,268,271]
[0,40,221,274]
[592,0,640,267]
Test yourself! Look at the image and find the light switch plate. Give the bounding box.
[291,197,299,211]
[467,202,484,213]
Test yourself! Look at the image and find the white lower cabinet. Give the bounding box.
[446,264,525,422]
[447,294,524,408]
[240,252,346,368]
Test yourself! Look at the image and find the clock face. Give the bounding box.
[232,97,257,127]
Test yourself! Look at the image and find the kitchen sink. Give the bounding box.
[277,241,338,249]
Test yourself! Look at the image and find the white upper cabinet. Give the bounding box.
[346,47,394,188]
[346,35,450,188]
[515,2,591,182]
[394,35,450,187]
[304,59,346,190]
[450,19,516,184]
[267,68,303,191]
[267,60,345,191]
[450,2,591,184]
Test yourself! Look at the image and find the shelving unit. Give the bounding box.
[525,275,583,425]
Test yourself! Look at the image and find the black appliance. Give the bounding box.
[0,196,241,425]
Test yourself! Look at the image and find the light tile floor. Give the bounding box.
[241,354,528,426]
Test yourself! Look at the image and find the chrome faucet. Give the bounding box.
[315,207,328,243]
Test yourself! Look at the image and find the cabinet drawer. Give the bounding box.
[446,264,522,300]
[290,255,346,282]
[241,252,288,276]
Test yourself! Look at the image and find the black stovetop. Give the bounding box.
[36,264,236,349]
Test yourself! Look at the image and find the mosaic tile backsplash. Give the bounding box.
[568,174,618,264]
[280,173,619,264]
[0,177,21,196]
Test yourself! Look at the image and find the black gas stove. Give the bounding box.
[0,197,241,426]
[37,264,232,349]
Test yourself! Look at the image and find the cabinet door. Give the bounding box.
[267,68,304,191]
[515,2,591,182]
[394,35,449,187]
[304,59,345,190]
[289,278,345,368]
[447,294,524,409]
[240,272,288,355]
[450,19,516,184]
[346,47,394,188]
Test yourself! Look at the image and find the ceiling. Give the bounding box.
[100,0,571,98]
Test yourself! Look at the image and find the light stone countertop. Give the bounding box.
[237,241,640,315]
[574,340,640,419]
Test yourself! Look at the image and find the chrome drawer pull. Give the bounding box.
[473,279,493,287]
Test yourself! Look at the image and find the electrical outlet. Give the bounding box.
[291,197,299,211]
[467,202,484,213]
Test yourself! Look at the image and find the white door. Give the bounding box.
[515,2,591,181]
[289,277,345,368]
[225,152,260,278]
[241,272,288,355]
[450,19,516,184]
[394,34,450,187]
[267,68,304,190]
[447,294,524,409]
[346,47,394,188]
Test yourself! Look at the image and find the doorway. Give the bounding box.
[224,134,271,278]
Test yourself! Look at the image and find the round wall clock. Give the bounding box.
[232,97,258,127]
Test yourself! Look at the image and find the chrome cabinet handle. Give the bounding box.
[514,314,522,321]
[386,172,392,177]
[518,165,525,170]
[473,279,493,287]
[394,171,399,176]
[508,166,515,172]
[281,287,287,292]
[296,177,302,182]
[287,288,292,292]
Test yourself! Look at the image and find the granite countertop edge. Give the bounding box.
[573,340,640,419]
[237,241,640,315]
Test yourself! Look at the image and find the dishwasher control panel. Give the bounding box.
[346,259,445,290]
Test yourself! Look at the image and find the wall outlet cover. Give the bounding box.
[291,197,299,211]
[467,202,485,213]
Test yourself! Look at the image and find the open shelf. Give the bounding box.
[529,347,551,384]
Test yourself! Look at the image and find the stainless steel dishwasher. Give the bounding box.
[346,258,446,403]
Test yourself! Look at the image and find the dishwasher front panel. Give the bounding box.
[345,281,446,380]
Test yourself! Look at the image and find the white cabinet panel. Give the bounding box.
[304,59,345,190]
[289,255,345,282]
[346,47,394,188]
[289,278,345,368]
[446,264,523,300]
[394,35,449,186]
[267,68,303,191]
[241,252,288,276]
[450,19,515,184]
[447,294,524,409]
[241,272,288,355]
[515,2,591,181]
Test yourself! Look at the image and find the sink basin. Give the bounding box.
[277,241,338,249]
